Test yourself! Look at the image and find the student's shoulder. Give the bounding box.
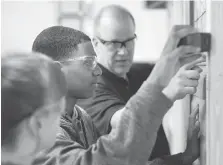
[75,105,100,138]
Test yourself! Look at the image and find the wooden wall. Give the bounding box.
[206,2,223,165]
[167,1,223,165]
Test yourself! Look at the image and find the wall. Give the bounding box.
[1,1,58,54]
[191,1,210,164]
[207,2,223,165]
[1,1,169,63]
[167,1,223,165]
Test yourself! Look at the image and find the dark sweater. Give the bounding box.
[78,63,170,160]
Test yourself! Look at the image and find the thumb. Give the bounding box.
[184,56,206,70]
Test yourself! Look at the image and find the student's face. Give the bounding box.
[93,16,136,77]
[61,42,102,99]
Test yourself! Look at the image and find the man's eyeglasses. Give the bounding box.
[57,56,98,70]
[97,34,137,51]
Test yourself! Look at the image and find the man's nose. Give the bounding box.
[117,44,128,55]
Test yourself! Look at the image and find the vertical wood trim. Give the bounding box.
[192,1,212,164]
[164,0,191,154]
[190,1,194,26]
[207,2,223,165]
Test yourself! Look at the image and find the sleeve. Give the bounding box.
[78,84,126,135]
[147,153,184,165]
[33,81,173,165]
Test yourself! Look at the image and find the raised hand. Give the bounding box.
[162,56,205,102]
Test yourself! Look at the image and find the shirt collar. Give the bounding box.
[98,63,129,86]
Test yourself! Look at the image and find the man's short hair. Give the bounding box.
[32,26,91,61]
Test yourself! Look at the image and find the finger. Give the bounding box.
[184,87,197,95]
[171,25,195,33]
[196,112,199,121]
[190,106,199,126]
[183,70,201,79]
[191,66,203,73]
[191,105,199,119]
[184,56,206,70]
[194,61,207,68]
[175,27,198,39]
[180,54,203,67]
[193,121,200,135]
[182,79,199,87]
[198,131,201,138]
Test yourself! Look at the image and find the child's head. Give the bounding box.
[1,52,66,156]
[32,26,102,99]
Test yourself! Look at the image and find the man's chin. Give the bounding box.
[70,89,94,100]
[114,67,130,77]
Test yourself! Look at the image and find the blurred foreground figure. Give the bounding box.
[1,53,66,165]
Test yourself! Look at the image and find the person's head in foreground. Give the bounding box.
[93,5,136,78]
[1,52,66,164]
[32,26,102,100]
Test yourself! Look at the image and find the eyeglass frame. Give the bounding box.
[96,34,137,50]
[56,56,98,71]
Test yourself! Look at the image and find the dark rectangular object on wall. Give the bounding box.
[177,33,211,52]
[144,1,167,9]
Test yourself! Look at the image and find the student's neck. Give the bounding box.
[65,95,77,117]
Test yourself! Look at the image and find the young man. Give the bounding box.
[32,26,204,165]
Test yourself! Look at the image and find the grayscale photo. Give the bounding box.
[1,1,223,165]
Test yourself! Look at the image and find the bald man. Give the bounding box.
[77,4,201,164]
[78,5,169,160]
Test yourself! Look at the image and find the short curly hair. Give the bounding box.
[32,26,91,61]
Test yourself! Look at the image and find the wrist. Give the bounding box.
[162,87,175,102]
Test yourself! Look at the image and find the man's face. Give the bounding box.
[93,16,136,78]
[61,42,102,99]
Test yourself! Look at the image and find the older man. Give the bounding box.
[78,4,202,161]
